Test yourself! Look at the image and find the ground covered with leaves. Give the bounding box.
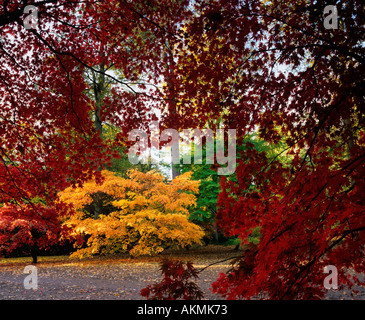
[0,246,363,300]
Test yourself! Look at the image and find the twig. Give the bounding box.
[198,254,242,273]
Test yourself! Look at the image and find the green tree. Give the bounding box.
[178,143,220,242]
[178,132,287,246]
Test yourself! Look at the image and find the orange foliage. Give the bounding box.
[59,169,204,257]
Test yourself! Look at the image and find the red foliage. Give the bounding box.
[0,203,71,259]
[213,140,364,299]
[175,0,364,300]
[0,0,190,258]
[140,259,204,300]
[0,0,364,299]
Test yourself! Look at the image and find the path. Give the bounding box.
[0,246,363,300]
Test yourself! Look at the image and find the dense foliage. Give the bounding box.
[0,0,363,299]
[59,170,204,257]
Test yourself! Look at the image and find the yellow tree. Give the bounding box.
[58,169,204,257]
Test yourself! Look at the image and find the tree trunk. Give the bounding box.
[93,63,105,140]
[171,163,180,180]
[211,208,219,242]
[93,193,101,220]
[31,247,37,264]
[92,64,106,172]
[164,40,180,180]
[212,223,219,242]
[234,239,241,251]
[90,64,106,219]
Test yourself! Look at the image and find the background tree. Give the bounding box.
[178,133,284,246]
[0,202,72,263]
[59,169,204,257]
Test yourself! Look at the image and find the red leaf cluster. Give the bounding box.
[140,259,204,300]
[0,203,71,257]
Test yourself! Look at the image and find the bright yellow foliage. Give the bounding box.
[59,169,204,257]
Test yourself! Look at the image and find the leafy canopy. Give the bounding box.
[0,0,363,299]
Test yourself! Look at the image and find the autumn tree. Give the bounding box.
[59,169,204,257]
[141,0,364,299]
[170,0,365,299]
[0,202,72,263]
[0,0,190,259]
